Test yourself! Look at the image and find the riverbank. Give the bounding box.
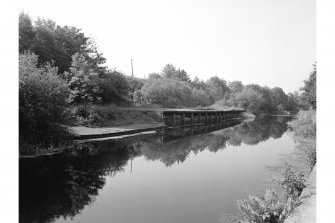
[285,166,316,223]
[70,123,166,140]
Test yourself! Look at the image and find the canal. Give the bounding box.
[19,115,296,223]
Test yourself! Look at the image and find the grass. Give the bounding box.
[69,104,162,127]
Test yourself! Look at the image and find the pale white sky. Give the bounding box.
[20,0,315,93]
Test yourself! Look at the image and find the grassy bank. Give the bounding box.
[68,104,162,127]
[232,109,316,223]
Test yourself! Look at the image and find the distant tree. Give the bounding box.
[65,53,101,107]
[174,69,191,82]
[271,87,288,111]
[139,77,211,108]
[161,64,190,82]
[245,84,262,93]
[257,86,276,111]
[161,64,177,79]
[228,81,244,93]
[19,12,35,53]
[148,73,161,79]
[234,88,265,114]
[206,76,229,100]
[192,76,207,90]
[301,64,316,109]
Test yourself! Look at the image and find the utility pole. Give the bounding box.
[131,59,134,77]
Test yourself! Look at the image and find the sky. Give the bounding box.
[20,0,315,93]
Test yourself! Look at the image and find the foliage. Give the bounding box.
[228,80,244,93]
[234,88,265,114]
[271,87,288,111]
[19,12,106,73]
[19,52,70,149]
[237,189,294,223]
[65,53,102,105]
[279,163,306,200]
[161,64,191,82]
[19,12,35,53]
[99,70,130,103]
[206,76,229,100]
[301,64,316,110]
[289,110,316,140]
[138,77,212,107]
[126,76,144,102]
[191,76,207,90]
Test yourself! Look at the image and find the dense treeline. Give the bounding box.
[19,12,315,152]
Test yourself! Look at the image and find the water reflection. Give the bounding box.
[19,116,292,223]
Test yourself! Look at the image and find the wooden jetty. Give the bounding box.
[162,109,245,127]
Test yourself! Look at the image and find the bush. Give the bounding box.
[237,189,294,223]
[19,52,71,151]
[289,110,316,140]
[68,105,101,126]
[279,163,306,200]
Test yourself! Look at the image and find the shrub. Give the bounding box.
[68,105,101,126]
[279,163,306,200]
[237,189,294,223]
[19,52,71,150]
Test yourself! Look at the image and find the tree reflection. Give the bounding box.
[138,116,292,166]
[19,116,292,223]
[19,141,133,223]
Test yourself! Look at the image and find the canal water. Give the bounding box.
[20,115,296,223]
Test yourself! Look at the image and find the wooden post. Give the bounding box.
[205,112,208,123]
[198,113,201,123]
[190,113,193,125]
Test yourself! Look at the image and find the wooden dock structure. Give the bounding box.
[162,109,245,127]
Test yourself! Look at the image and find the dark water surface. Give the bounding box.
[20,116,295,223]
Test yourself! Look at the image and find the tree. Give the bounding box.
[19,12,35,53]
[271,87,288,111]
[99,70,130,103]
[235,88,265,114]
[301,64,316,109]
[65,53,101,107]
[174,69,191,82]
[148,73,161,79]
[19,52,70,147]
[161,64,177,79]
[19,14,106,73]
[228,81,244,93]
[206,76,229,100]
[192,76,207,90]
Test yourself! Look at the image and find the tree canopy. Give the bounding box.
[301,64,316,109]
